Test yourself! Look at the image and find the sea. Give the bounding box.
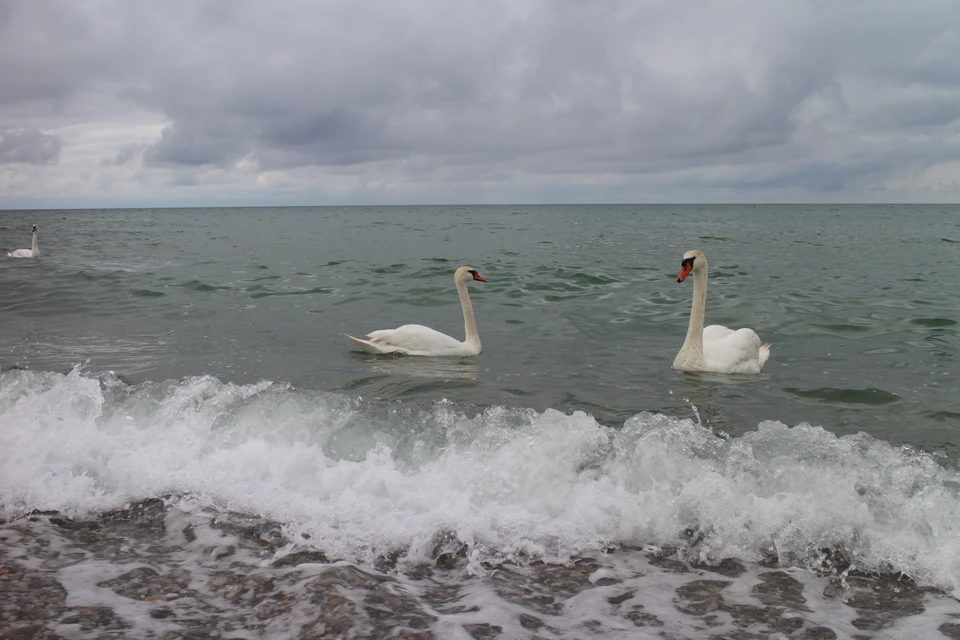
[1,204,958,639]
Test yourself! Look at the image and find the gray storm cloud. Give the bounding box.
[0,129,61,165]
[1,0,959,205]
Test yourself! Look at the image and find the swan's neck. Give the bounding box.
[679,266,707,362]
[31,230,38,254]
[456,278,480,348]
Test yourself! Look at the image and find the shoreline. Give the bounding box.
[3,499,958,639]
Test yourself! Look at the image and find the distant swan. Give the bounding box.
[8,224,39,258]
[673,249,770,374]
[346,266,487,356]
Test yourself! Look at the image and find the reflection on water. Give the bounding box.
[675,370,771,387]
[355,353,479,380]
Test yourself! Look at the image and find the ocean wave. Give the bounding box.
[2,366,959,592]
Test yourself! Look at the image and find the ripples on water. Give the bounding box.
[2,205,957,438]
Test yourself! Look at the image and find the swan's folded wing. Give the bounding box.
[703,328,764,373]
[703,324,735,343]
[366,324,464,353]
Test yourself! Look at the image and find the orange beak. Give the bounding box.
[677,262,693,283]
[473,272,487,282]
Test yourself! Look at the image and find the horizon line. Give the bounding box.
[2,202,958,212]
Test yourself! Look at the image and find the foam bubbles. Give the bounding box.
[2,366,959,591]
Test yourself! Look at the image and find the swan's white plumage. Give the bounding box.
[347,324,476,356]
[346,265,486,356]
[673,249,771,374]
[8,224,39,258]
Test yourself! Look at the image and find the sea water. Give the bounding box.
[1,205,958,638]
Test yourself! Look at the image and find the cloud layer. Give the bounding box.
[2,0,959,207]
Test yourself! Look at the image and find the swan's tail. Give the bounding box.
[758,344,772,370]
[344,334,406,355]
[344,334,382,353]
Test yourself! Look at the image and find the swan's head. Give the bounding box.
[32,224,38,232]
[677,249,706,283]
[455,265,487,283]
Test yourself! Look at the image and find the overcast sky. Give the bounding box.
[1,0,959,208]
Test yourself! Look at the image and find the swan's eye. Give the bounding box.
[681,257,695,268]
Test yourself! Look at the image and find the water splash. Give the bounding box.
[2,366,960,591]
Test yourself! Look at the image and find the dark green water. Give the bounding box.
[1,204,958,452]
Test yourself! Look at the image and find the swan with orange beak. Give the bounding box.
[346,266,487,356]
[673,250,770,374]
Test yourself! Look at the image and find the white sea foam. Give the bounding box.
[2,366,959,593]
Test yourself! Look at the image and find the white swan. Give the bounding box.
[673,249,770,374]
[8,224,39,258]
[346,265,487,356]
